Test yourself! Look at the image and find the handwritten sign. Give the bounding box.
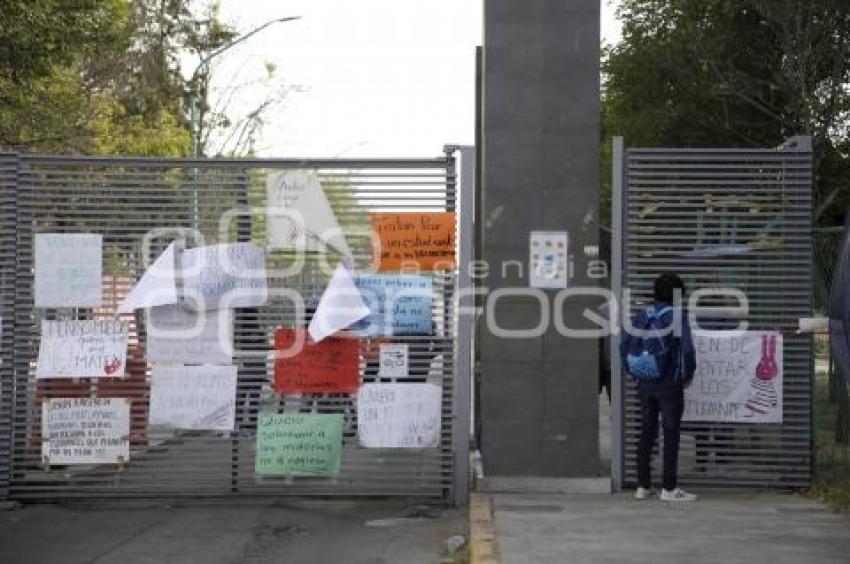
[684,332,783,423]
[181,243,268,311]
[273,328,360,394]
[42,398,130,464]
[255,412,343,476]
[37,320,128,379]
[266,171,352,257]
[371,212,455,271]
[357,383,442,448]
[34,233,102,308]
[146,305,233,364]
[149,365,237,431]
[378,344,409,378]
[351,274,432,335]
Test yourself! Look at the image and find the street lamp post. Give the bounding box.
[186,16,301,231]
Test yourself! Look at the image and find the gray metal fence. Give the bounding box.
[612,137,814,489]
[0,151,472,503]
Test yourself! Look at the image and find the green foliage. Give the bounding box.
[0,0,243,156]
[602,0,850,226]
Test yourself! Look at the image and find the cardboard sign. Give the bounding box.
[684,332,783,423]
[371,212,455,271]
[378,344,409,378]
[273,328,360,394]
[149,365,237,431]
[181,243,268,311]
[146,305,233,365]
[357,383,442,448]
[351,274,432,335]
[34,233,102,308]
[37,320,128,379]
[255,412,343,476]
[42,398,130,464]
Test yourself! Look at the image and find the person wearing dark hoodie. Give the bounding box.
[621,273,698,502]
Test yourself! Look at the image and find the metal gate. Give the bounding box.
[0,150,473,503]
[611,136,813,489]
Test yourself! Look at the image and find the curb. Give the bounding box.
[469,493,500,564]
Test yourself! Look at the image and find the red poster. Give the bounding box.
[273,328,360,394]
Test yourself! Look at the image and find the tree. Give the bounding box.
[602,0,850,226]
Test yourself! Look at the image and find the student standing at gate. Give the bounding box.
[621,273,698,502]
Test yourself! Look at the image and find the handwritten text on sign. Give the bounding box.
[34,233,102,308]
[371,212,455,271]
[255,413,343,476]
[146,305,233,365]
[273,328,360,394]
[181,243,268,311]
[357,383,442,448]
[37,320,128,379]
[684,332,783,424]
[42,398,130,464]
[352,274,432,335]
[149,365,237,431]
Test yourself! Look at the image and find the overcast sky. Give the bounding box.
[209,1,622,158]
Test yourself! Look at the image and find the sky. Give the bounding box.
[208,1,622,158]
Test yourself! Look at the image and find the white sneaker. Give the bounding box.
[659,488,697,502]
[634,487,653,500]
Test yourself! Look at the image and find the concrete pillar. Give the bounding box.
[480,0,600,477]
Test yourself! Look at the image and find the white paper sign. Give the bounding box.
[308,263,370,342]
[149,365,237,431]
[684,332,783,423]
[146,305,233,364]
[37,320,128,379]
[181,243,268,311]
[118,242,180,313]
[378,344,409,378]
[357,383,442,448]
[35,233,102,308]
[529,231,569,288]
[42,398,130,465]
[266,171,353,258]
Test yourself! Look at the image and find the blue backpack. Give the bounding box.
[625,305,674,381]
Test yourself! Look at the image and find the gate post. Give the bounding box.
[0,154,18,499]
[610,137,625,493]
[449,145,475,506]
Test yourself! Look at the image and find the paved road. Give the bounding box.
[493,491,850,564]
[0,498,464,564]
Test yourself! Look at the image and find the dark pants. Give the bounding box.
[637,383,684,491]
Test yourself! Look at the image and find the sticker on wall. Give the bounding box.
[529,231,569,288]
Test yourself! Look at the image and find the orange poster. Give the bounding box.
[371,212,456,271]
[273,328,360,394]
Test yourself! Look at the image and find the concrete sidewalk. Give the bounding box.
[0,498,464,564]
[490,491,850,564]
